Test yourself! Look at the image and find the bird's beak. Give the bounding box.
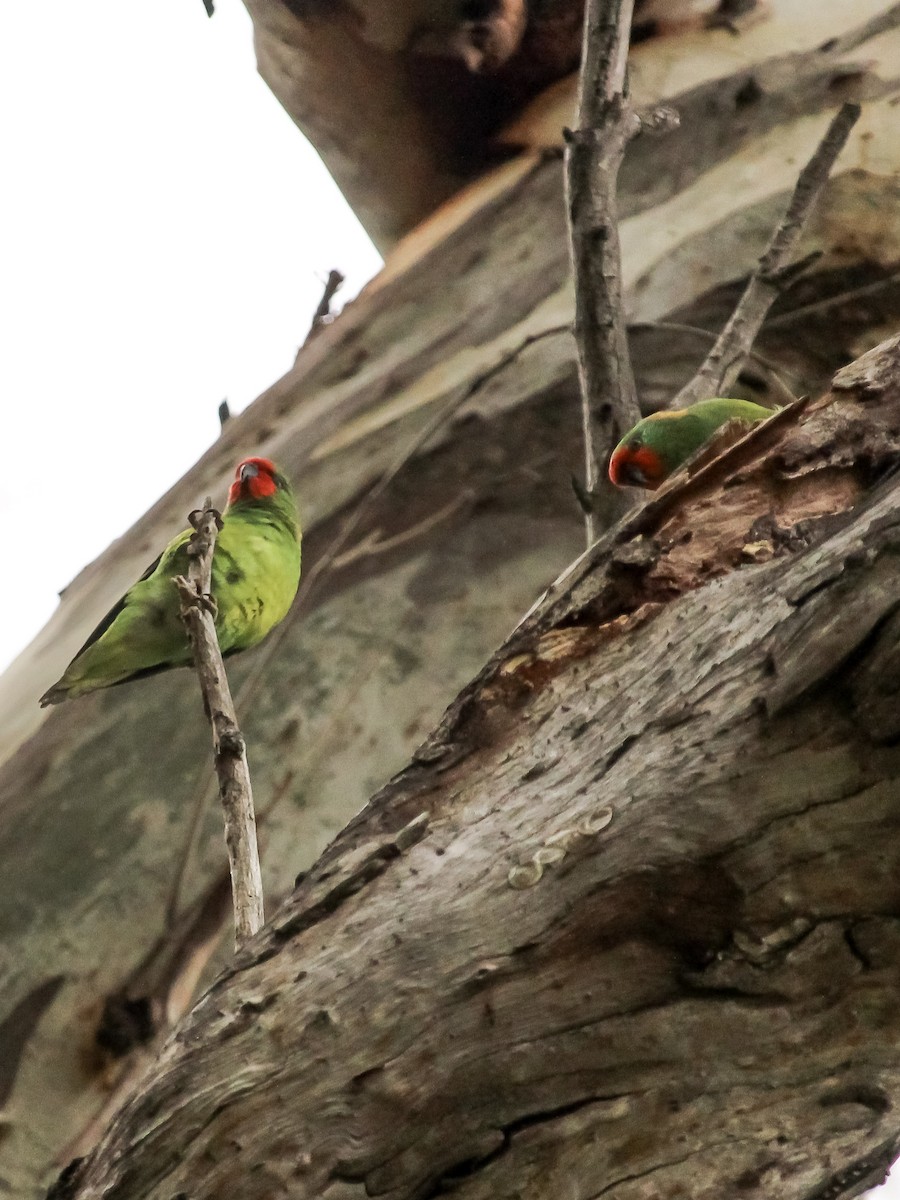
[609,447,645,488]
[239,462,260,484]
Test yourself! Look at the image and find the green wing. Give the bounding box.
[66,551,165,663]
[39,531,194,705]
[40,505,301,706]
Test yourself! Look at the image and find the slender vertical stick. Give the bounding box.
[174,502,264,948]
[565,0,643,546]
[671,103,860,410]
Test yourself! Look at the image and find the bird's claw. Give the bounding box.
[187,504,223,532]
[199,592,218,618]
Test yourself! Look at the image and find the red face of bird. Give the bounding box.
[227,457,279,505]
[607,442,667,490]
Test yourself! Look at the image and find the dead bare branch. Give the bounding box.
[820,1,900,55]
[671,102,861,410]
[304,269,344,346]
[173,501,264,947]
[565,0,642,547]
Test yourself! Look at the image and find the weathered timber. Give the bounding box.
[59,335,900,1199]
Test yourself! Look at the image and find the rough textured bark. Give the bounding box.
[2,4,900,1195]
[57,337,900,1198]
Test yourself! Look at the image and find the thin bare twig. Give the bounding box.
[565,0,679,544]
[820,1,900,55]
[629,320,802,401]
[174,502,264,948]
[304,270,345,345]
[765,271,900,329]
[672,102,860,410]
[565,0,641,547]
[165,325,571,925]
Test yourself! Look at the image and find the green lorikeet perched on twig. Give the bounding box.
[608,398,776,490]
[40,457,301,706]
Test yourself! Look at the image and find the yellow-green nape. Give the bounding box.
[609,398,775,490]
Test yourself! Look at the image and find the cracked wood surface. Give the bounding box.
[61,338,900,1199]
[3,7,900,1194]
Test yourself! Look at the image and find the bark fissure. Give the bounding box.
[585,1136,750,1200]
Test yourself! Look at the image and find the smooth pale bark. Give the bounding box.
[59,338,900,1199]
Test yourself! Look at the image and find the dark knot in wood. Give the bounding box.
[218,725,246,758]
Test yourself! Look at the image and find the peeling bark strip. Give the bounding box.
[61,341,900,1198]
[174,504,264,947]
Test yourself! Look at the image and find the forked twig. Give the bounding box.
[565,0,679,544]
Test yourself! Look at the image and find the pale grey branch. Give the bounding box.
[174,501,264,948]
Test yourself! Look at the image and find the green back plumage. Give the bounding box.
[635,399,774,472]
[40,466,301,705]
[611,398,775,486]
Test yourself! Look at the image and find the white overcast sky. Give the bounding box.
[0,0,381,675]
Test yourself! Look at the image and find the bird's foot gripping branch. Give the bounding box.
[175,500,265,949]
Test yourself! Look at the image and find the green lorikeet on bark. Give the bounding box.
[608,398,775,489]
[40,457,301,706]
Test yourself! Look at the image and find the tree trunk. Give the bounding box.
[2,3,900,1195]
[56,337,900,1199]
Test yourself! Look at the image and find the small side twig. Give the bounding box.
[672,102,860,410]
[819,1,900,56]
[765,271,900,329]
[629,320,802,403]
[173,501,264,948]
[304,269,345,345]
[565,0,678,545]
